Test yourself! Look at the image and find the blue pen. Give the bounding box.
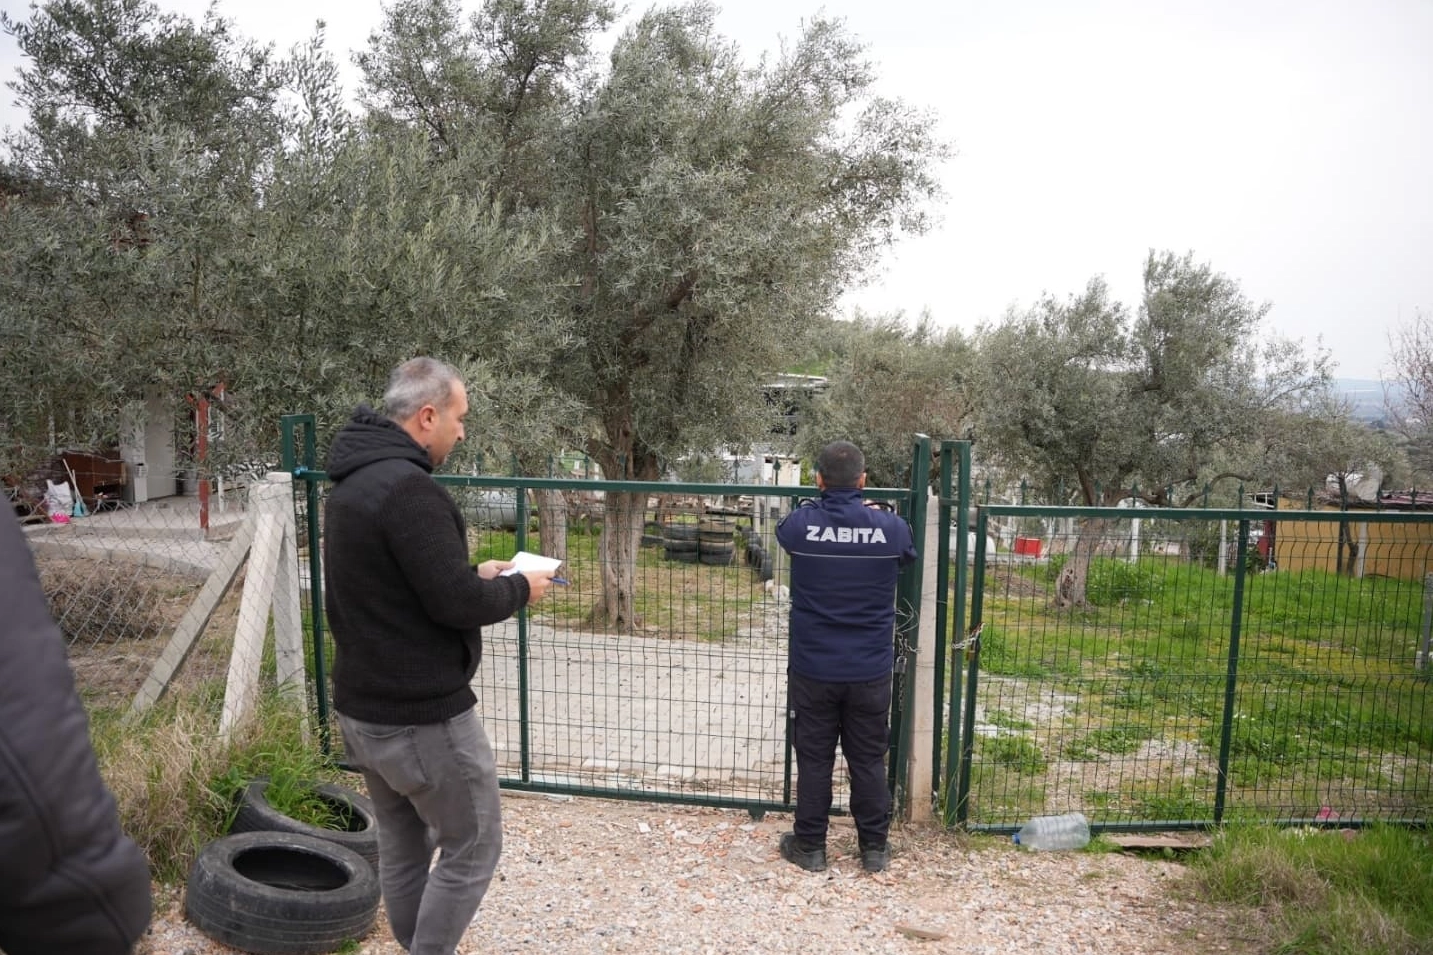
[551,577,569,586]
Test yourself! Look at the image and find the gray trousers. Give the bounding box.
[337,708,502,955]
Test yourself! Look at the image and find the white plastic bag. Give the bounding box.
[44,479,74,522]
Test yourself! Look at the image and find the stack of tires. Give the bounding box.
[185,778,381,954]
[697,518,736,565]
[663,521,700,562]
[745,534,775,582]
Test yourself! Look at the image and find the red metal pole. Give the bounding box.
[197,392,209,533]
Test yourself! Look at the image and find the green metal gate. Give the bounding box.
[932,445,1433,834]
[282,415,933,816]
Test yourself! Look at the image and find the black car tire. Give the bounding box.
[185,831,379,955]
[231,778,380,868]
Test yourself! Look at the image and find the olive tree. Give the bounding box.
[1264,389,1404,574]
[798,314,974,488]
[1386,309,1433,481]
[1,1,566,483]
[360,0,947,628]
[0,0,290,475]
[973,250,1331,605]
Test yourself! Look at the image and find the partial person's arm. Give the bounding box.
[0,516,153,955]
[381,474,536,629]
[896,517,918,565]
[775,500,814,552]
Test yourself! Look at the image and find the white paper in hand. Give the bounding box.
[501,551,563,576]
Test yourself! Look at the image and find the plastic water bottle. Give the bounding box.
[1012,812,1091,850]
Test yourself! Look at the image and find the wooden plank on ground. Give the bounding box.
[221,507,281,738]
[1105,832,1213,851]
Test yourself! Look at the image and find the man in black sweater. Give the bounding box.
[324,357,555,955]
[0,504,153,954]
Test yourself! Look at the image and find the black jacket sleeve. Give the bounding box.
[0,517,153,955]
[381,473,530,629]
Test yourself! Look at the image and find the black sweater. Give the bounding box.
[323,406,530,725]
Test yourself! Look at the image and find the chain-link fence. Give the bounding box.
[18,476,268,722]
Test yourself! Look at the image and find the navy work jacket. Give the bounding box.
[776,487,917,683]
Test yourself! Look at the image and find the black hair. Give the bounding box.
[816,440,864,488]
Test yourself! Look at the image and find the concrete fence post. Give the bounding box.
[907,490,941,823]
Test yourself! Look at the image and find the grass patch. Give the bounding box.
[985,709,1035,732]
[1185,824,1433,955]
[92,687,350,883]
[1061,725,1149,761]
[971,552,1431,822]
[1046,554,1165,605]
[1132,782,1212,821]
[981,735,1048,775]
[471,529,520,564]
[468,525,766,641]
[976,626,1051,678]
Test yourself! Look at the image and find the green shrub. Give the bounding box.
[1045,554,1163,605]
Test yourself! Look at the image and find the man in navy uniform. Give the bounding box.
[775,440,916,873]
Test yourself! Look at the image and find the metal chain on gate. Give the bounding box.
[893,603,917,674]
[952,621,983,659]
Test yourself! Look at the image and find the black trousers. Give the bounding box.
[788,670,892,848]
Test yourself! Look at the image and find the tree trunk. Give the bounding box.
[532,488,568,566]
[1053,517,1105,608]
[587,391,660,629]
[589,488,646,630]
[1335,480,1357,576]
[654,493,682,527]
[1337,521,1359,577]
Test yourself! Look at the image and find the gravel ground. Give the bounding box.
[138,793,1260,955]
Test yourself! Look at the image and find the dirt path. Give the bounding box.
[141,793,1261,955]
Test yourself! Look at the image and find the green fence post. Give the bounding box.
[954,508,989,827]
[778,455,793,808]
[1213,517,1251,824]
[932,443,953,792]
[942,440,971,827]
[279,416,300,475]
[515,482,532,783]
[281,413,332,757]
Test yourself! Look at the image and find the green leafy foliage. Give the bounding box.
[89,687,348,882]
[796,314,974,487]
[971,252,1335,604]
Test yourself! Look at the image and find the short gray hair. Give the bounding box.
[382,357,463,422]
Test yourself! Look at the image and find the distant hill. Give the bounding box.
[1335,378,1405,423]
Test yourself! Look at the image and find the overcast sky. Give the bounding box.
[3,0,1429,380]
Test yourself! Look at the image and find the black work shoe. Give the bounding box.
[780,832,827,872]
[860,843,891,873]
